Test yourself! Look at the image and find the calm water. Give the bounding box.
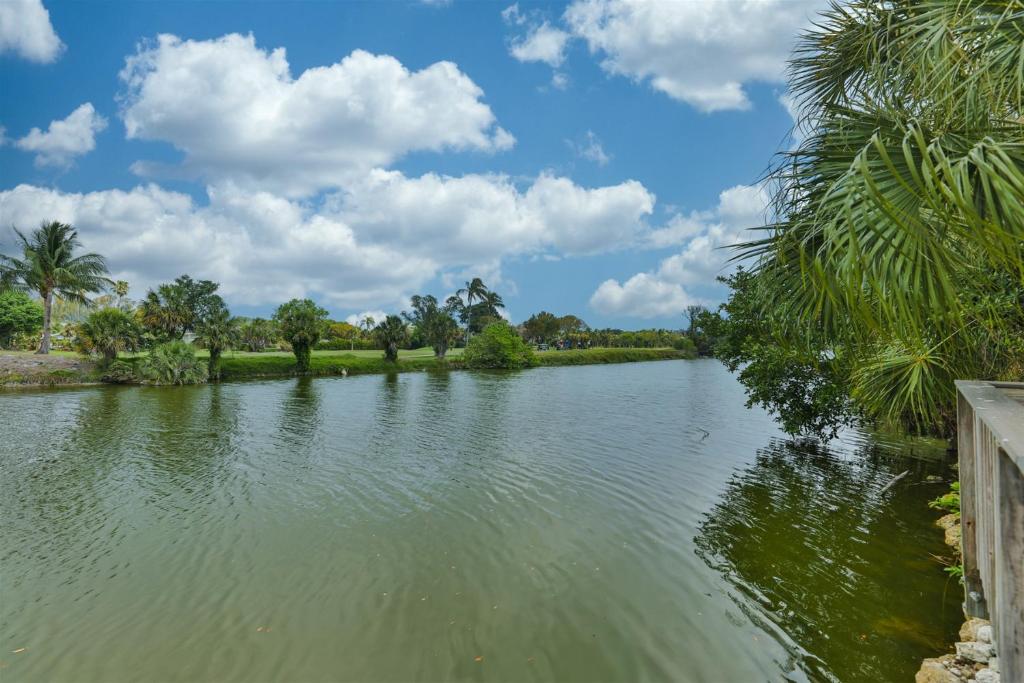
[0,360,961,682]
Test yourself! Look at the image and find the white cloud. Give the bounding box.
[15,103,107,168]
[569,130,610,166]
[118,33,514,196]
[551,72,569,90]
[0,171,656,310]
[590,184,769,317]
[0,0,63,63]
[345,310,389,326]
[564,0,820,112]
[510,21,570,67]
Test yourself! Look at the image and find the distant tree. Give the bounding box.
[0,290,44,348]
[327,321,361,350]
[194,303,239,379]
[273,299,328,371]
[238,317,278,353]
[375,315,409,362]
[0,221,111,354]
[140,275,222,342]
[464,322,535,369]
[455,277,489,342]
[74,307,144,363]
[557,314,588,336]
[403,295,460,358]
[683,305,708,337]
[522,311,560,343]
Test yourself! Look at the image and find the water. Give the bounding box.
[0,360,961,681]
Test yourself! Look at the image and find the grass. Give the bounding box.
[2,346,694,386]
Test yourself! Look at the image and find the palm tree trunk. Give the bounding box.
[37,290,52,354]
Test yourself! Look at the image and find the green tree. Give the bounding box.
[522,311,560,343]
[0,290,43,348]
[403,295,459,358]
[327,321,361,350]
[74,307,144,364]
[455,277,489,341]
[374,315,409,362]
[194,303,239,379]
[0,221,111,354]
[238,317,278,352]
[736,0,1024,434]
[138,341,207,385]
[464,322,535,369]
[139,275,222,342]
[273,299,328,371]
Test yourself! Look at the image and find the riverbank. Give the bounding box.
[1,347,695,387]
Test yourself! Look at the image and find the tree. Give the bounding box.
[139,275,222,342]
[522,311,560,343]
[273,299,328,371]
[683,306,707,337]
[403,295,459,358]
[374,315,409,362]
[327,321,360,350]
[74,307,144,364]
[238,317,278,352]
[138,341,207,385]
[734,0,1024,434]
[464,322,535,369]
[455,277,489,342]
[0,221,111,354]
[194,303,239,380]
[0,290,43,348]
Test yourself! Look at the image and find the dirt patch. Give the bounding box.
[0,353,97,385]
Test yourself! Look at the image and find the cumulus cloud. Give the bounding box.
[509,22,570,67]
[15,103,107,167]
[568,130,610,166]
[118,33,514,196]
[345,310,389,326]
[0,0,63,63]
[590,184,769,317]
[0,171,656,310]
[564,0,820,111]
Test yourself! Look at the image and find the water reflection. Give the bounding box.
[694,435,961,682]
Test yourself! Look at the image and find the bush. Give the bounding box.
[0,290,43,348]
[101,359,137,384]
[74,307,143,362]
[138,341,207,385]
[464,322,536,369]
[315,338,378,351]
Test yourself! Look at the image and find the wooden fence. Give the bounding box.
[956,380,1024,680]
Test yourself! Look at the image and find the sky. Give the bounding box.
[0,0,821,328]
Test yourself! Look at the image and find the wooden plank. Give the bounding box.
[958,391,986,617]
[996,447,1024,682]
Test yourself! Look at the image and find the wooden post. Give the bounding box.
[997,447,1024,682]
[958,390,986,617]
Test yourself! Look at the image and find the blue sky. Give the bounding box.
[0,0,818,328]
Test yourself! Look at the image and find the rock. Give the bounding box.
[915,657,960,683]
[960,618,989,642]
[976,624,992,644]
[945,524,961,548]
[988,656,999,673]
[956,640,994,663]
[975,668,999,683]
[936,514,959,529]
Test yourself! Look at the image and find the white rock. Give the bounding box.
[974,668,999,683]
[976,624,993,644]
[956,640,994,663]
[988,656,999,673]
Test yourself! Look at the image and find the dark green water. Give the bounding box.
[0,360,961,682]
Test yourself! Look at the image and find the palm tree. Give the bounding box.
[480,290,504,318]
[74,307,143,363]
[738,0,1024,431]
[374,315,408,362]
[194,305,239,380]
[0,221,111,354]
[456,277,488,344]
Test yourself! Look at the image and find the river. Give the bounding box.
[0,360,961,681]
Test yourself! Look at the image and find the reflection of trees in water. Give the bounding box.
[694,437,960,682]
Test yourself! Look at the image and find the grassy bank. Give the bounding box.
[1,347,695,387]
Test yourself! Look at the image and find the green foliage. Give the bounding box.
[403,295,459,358]
[0,221,112,353]
[137,341,207,385]
[0,290,43,348]
[100,359,137,384]
[536,347,693,365]
[75,307,144,363]
[929,481,961,516]
[140,275,222,342]
[374,315,409,362]
[238,317,278,352]
[273,299,328,371]
[194,304,239,380]
[464,322,536,369]
[944,564,964,584]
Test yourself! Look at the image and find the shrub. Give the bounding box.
[464,322,536,369]
[0,290,44,348]
[74,307,143,363]
[138,341,207,385]
[101,359,137,384]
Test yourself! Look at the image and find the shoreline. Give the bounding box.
[1,347,696,389]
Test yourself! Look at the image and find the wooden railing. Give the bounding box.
[956,380,1024,681]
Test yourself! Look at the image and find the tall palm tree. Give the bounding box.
[194,305,239,380]
[456,277,488,344]
[0,221,111,354]
[739,0,1024,430]
[480,290,504,318]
